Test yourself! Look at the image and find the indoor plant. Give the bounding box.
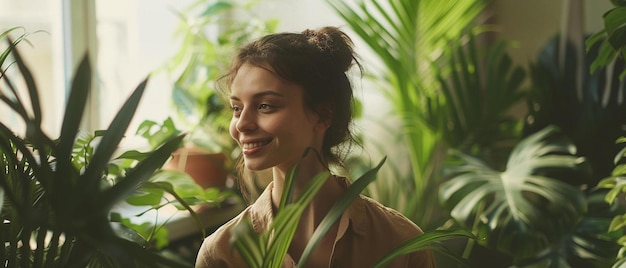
[0,31,190,267]
[599,137,626,268]
[158,0,278,190]
[324,0,492,229]
[593,1,626,267]
[439,0,626,266]
[328,0,626,266]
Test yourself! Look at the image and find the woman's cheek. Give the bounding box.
[229,118,239,142]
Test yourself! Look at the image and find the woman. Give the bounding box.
[195,26,435,268]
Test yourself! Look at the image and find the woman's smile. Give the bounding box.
[241,138,273,155]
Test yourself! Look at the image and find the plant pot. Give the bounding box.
[163,146,228,189]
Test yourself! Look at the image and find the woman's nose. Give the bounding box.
[235,108,257,133]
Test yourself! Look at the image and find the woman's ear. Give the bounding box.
[316,103,334,129]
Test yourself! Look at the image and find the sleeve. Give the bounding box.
[195,230,231,268]
[194,212,251,268]
[408,248,437,268]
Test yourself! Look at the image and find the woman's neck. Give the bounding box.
[270,157,343,223]
[269,157,346,266]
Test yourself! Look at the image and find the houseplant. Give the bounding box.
[0,31,191,267]
[329,0,626,266]
[324,0,493,230]
[440,0,626,266]
[135,116,231,189]
[440,126,619,267]
[593,2,626,267]
[599,137,626,268]
[158,0,278,190]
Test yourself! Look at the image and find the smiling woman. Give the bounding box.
[195,26,436,268]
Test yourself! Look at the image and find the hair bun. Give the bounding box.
[302,29,333,52]
[302,27,356,73]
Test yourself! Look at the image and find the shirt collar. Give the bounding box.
[249,181,276,233]
[249,176,368,236]
[335,176,368,235]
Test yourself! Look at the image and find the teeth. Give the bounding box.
[242,140,269,149]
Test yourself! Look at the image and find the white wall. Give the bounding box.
[493,0,612,64]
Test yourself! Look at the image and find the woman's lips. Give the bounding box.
[241,138,272,155]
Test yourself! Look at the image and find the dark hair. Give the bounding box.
[219,26,362,201]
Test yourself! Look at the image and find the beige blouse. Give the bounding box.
[195,179,436,268]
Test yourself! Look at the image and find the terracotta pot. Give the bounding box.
[163,147,228,189]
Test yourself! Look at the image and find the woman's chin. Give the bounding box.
[243,160,271,171]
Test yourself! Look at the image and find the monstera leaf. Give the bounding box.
[440,126,587,261]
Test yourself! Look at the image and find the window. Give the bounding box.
[0,0,65,136]
[93,0,194,135]
[1,0,192,139]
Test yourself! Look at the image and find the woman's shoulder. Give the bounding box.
[195,206,253,268]
[356,194,424,235]
[341,195,435,267]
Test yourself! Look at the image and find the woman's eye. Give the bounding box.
[231,106,242,116]
[259,104,270,110]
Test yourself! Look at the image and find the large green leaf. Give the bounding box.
[81,78,149,192]
[97,134,185,215]
[232,156,387,268]
[435,32,525,165]
[515,189,620,267]
[53,55,91,195]
[298,157,386,266]
[231,167,330,268]
[441,126,587,261]
[7,35,41,127]
[374,229,475,268]
[604,7,626,53]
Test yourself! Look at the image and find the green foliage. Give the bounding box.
[128,116,235,239]
[331,0,626,266]
[165,0,278,154]
[441,126,587,262]
[528,33,626,186]
[0,31,190,267]
[325,0,496,229]
[231,154,474,267]
[373,229,475,268]
[434,31,526,167]
[136,117,182,149]
[598,138,626,267]
[443,125,620,266]
[586,4,626,79]
[230,150,341,267]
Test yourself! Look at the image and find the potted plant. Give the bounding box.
[0,29,198,267]
[135,117,231,190]
[157,0,278,190]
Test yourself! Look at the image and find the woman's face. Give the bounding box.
[228,64,327,171]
